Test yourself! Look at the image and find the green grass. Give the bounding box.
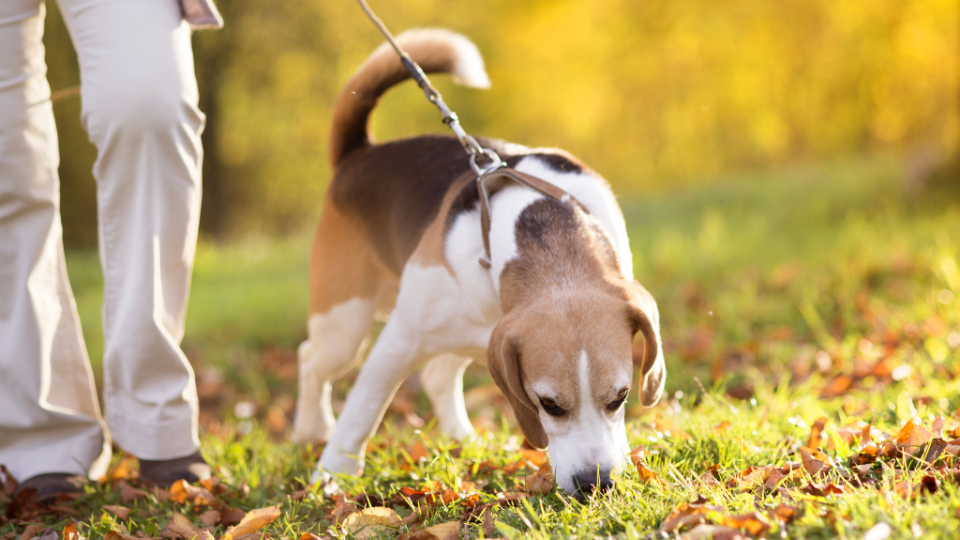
[4,154,959,539]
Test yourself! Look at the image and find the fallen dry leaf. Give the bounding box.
[169,480,217,506]
[329,494,360,523]
[103,505,131,520]
[819,375,852,399]
[771,503,797,523]
[407,441,430,463]
[896,418,934,448]
[636,462,666,485]
[341,507,401,539]
[62,522,78,540]
[524,463,555,494]
[798,447,833,476]
[108,457,136,482]
[198,510,221,526]
[120,484,148,503]
[715,512,771,536]
[916,438,948,464]
[165,512,213,540]
[221,506,282,540]
[697,466,721,488]
[807,417,828,449]
[219,508,246,526]
[918,475,940,496]
[298,534,325,540]
[660,496,722,532]
[401,520,460,540]
[199,477,228,496]
[521,449,548,467]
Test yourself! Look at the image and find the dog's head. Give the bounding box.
[488,280,664,495]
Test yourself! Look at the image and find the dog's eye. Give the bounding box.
[607,388,629,412]
[539,397,565,417]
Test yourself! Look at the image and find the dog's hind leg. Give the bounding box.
[421,354,475,440]
[292,204,381,444]
[292,298,375,444]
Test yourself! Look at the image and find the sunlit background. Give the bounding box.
[46,0,959,241]
[43,0,959,435]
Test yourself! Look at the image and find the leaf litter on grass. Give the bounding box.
[4,381,960,540]
[4,216,960,538]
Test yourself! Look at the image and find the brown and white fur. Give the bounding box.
[292,29,666,494]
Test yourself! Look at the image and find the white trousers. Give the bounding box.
[0,0,204,481]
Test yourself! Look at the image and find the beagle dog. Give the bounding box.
[292,29,665,495]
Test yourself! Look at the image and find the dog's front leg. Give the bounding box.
[421,353,475,441]
[317,320,426,477]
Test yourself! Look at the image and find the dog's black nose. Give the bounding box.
[572,469,614,496]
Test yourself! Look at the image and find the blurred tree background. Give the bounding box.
[43,0,958,247]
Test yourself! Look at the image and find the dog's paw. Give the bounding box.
[312,469,342,497]
[319,451,363,477]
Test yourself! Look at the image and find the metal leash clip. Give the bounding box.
[357,0,505,176]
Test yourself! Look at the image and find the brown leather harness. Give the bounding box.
[475,167,580,269]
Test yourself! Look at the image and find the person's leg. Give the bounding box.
[56,0,206,469]
[0,0,111,485]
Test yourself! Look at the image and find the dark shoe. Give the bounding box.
[138,451,211,486]
[13,473,84,502]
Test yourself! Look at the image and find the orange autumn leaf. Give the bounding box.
[636,462,666,485]
[221,506,282,540]
[62,522,78,540]
[521,448,548,467]
[169,479,217,506]
[524,463,554,494]
[715,512,771,536]
[108,457,135,482]
[819,375,852,399]
[199,477,228,495]
[896,418,934,448]
[772,503,797,523]
[660,497,722,532]
[798,447,833,476]
[408,441,430,463]
[806,417,828,449]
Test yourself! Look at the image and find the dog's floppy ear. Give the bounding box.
[627,282,666,406]
[488,317,548,449]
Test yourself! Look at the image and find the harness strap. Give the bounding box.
[477,167,581,269]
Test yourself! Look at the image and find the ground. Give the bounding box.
[2,154,959,539]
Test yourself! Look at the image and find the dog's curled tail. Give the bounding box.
[329,29,491,168]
